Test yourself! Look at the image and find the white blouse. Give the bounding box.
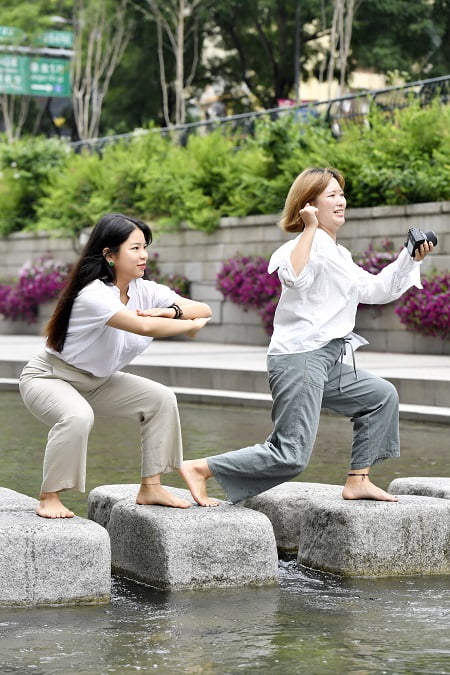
[46,278,177,376]
[267,228,422,355]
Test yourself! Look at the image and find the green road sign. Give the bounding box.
[0,53,29,94]
[0,25,26,43]
[0,53,71,97]
[36,30,74,49]
[29,55,71,97]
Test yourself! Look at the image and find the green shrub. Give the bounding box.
[35,150,109,236]
[337,103,450,206]
[136,130,272,231]
[0,136,71,235]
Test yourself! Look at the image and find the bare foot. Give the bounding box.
[136,484,191,509]
[180,459,219,507]
[342,475,398,502]
[36,492,75,518]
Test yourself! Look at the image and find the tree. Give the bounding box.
[205,0,345,109]
[428,0,450,76]
[99,11,163,133]
[70,0,134,140]
[327,0,364,97]
[136,0,212,126]
[351,0,437,79]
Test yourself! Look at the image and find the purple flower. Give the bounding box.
[0,256,72,323]
[217,255,281,335]
[395,273,450,339]
[353,239,399,276]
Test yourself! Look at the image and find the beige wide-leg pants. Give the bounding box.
[19,351,183,494]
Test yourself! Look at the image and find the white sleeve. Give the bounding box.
[70,282,125,333]
[355,247,423,305]
[268,237,321,290]
[140,280,179,307]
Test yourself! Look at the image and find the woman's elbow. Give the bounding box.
[203,303,212,318]
[193,302,212,318]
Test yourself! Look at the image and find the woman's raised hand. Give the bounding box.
[299,203,319,229]
[413,240,434,261]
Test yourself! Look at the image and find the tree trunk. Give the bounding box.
[71,0,132,141]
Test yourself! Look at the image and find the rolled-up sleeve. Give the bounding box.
[268,238,318,290]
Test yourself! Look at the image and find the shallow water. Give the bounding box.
[0,569,449,674]
[1,393,449,673]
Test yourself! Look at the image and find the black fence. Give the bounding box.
[71,74,450,152]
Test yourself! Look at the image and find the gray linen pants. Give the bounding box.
[19,351,183,494]
[207,338,400,503]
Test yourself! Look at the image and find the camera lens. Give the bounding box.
[425,231,438,246]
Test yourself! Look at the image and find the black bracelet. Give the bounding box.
[168,303,183,319]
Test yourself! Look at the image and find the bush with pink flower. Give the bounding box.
[216,254,281,335]
[0,257,72,323]
[353,239,399,274]
[146,251,190,296]
[395,272,450,339]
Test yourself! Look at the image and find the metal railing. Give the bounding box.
[71,74,450,152]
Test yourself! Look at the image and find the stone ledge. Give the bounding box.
[0,487,38,512]
[388,477,450,499]
[295,493,450,577]
[242,482,343,553]
[88,484,279,590]
[0,487,111,607]
[243,482,450,577]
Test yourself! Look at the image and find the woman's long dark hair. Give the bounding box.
[46,213,152,352]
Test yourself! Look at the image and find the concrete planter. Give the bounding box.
[0,300,55,337]
[355,304,450,355]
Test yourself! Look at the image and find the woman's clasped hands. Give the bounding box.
[135,307,210,338]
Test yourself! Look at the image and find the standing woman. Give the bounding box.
[19,213,211,518]
[181,167,434,507]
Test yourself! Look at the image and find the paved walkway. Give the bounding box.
[0,336,449,422]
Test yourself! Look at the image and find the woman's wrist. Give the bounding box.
[168,303,183,319]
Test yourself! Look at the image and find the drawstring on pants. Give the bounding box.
[337,338,358,392]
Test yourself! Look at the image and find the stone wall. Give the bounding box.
[1,201,449,353]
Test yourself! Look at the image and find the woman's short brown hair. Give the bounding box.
[278,167,345,233]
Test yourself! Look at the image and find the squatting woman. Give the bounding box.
[20,213,211,518]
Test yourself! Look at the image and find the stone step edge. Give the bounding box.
[1,378,449,422]
[2,359,450,383]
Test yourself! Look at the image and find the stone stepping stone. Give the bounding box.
[88,484,279,590]
[243,482,450,576]
[295,493,450,577]
[388,477,450,499]
[0,487,111,607]
[242,482,343,552]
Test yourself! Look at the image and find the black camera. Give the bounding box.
[405,228,438,257]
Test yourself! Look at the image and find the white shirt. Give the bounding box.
[46,278,177,376]
[267,228,422,354]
